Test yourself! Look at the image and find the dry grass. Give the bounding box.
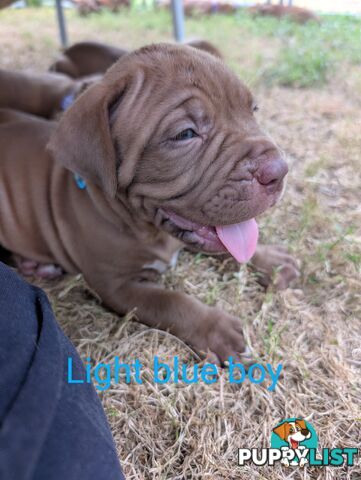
[1,7,360,479]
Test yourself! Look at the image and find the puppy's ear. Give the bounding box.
[47,80,125,198]
[273,422,287,441]
[186,40,223,59]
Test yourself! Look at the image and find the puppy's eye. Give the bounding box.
[253,104,259,113]
[172,128,198,141]
[289,428,294,433]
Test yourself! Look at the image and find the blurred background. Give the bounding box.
[1,0,360,90]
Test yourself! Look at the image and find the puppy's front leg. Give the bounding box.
[99,280,249,365]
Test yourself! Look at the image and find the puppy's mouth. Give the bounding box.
[156,209,259,263]
[290,439,299,449]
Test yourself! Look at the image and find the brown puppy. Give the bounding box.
[50,41,129,79]
[0,0,15,7]
[0,41,220,121]
[0,44,298,363]
[183,0,236,17]
[248,4,320,24]
[0,69,100,118]
[0,69,74,118]
[49,40,222,79]
[73,0,130,15]
[187,39,223,59]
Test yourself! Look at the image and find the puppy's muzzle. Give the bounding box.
[255,155,288,194]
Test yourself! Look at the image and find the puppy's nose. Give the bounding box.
[255,157,288,191]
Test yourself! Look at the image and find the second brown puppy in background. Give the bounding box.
[49,39,223,78]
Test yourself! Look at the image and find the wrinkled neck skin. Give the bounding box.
[86,181,166,245]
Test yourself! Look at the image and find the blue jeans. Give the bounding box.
[0,262,125,480]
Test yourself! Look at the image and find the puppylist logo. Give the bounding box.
[271,418,317,467]
[238,418,358,468]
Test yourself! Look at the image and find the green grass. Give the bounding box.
[124,9,361,87]
[165,9,361,88]
[265,43,331,87]
[233,12,361,87]
[105,8,361,88]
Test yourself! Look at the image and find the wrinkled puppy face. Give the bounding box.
[48,44,287,258]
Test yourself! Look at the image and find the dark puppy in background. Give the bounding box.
[49,41,129,78]
[0,68,101,118]
[0,44,298,363]
[248,4,320,24]
[0,40,222,119]
[49,39,222,78]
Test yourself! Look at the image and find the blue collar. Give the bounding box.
[61,92,75,111]
[74,173,87,190]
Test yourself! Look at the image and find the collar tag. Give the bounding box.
[74,173,87,190]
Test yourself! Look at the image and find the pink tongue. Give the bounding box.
[216,219,259,263]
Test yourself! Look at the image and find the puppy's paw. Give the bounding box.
[14,255,64,280]
[190,307,253,366]
[36,263,64,280]
[250,244,300,290]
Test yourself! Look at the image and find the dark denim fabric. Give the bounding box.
[0,262,125,480]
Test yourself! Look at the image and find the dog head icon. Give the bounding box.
[273,419,311,449]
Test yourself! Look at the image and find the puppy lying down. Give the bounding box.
[0,44,299,364]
